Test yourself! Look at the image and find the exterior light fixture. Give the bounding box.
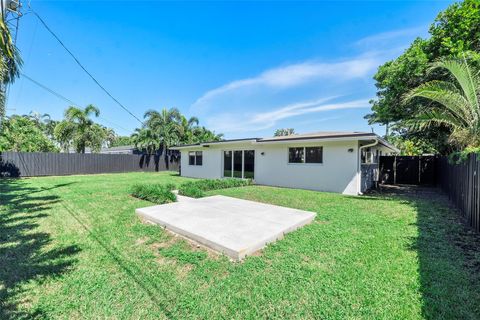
[348,148,354,153]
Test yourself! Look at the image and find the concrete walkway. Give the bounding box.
[136,195,316,260]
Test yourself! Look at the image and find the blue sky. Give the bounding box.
[6,0,454,139]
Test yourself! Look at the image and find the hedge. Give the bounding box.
[130,183,176,204]
[178,178,252,198]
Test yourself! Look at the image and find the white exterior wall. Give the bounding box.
[180,148,223,179]
[254,140,359,195]
[179,140,360,195]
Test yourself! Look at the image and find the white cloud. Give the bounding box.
[192,55,380,110]
[207,97,370,134]
[191,26,425,137]
[354,26,427,48]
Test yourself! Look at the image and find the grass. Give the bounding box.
[1,172,480,319]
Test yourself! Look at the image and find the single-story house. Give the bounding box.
[171,131,399,195]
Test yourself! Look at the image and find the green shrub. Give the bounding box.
[130,183,176,204]
[178,184,205,198]
[178,178,252,198]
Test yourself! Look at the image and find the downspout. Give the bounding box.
[357,139,378,195]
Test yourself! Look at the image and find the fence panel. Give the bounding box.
[379,156,437,185]
[438,154,480,233]
[0,152,179,177]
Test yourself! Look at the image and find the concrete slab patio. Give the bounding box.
[136,195,316,260]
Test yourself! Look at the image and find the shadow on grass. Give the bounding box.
[371,185,480,319]
[0,179,80,319]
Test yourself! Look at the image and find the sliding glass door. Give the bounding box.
[233,151,243,178]
[244,150,254,179]
[223,151,232,177]
[223,150,254,179]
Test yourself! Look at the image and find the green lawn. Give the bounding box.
[1,172,480,319]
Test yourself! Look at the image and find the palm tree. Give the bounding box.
[143,108,183,155]
[192,126,223,143]
[27,111,51,125]
[179,115,199,144]
[131,127,160,154]
[102,127,116,148]
[405,55,480,149]
[54,104,106,153]
[0,19,22,120]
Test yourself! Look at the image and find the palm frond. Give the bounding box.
[429,57,480,121]
[404,80,472,126]
[407,108,465,132]
[84,104,100,117]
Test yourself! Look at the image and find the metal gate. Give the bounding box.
[379,156,437,185]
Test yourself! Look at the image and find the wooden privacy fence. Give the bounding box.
[379,156,437,185]
[438,154,480,233]
[0,152,179,177]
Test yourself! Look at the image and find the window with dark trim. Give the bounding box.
[288,147,304,163]
[305,147,323,163]
[361,148,374,164]
[189,151,195,165]
[189,151,203,166]
[289,147,322,164]
[195,151,203,166]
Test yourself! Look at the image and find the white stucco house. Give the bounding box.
[171,131,399,195]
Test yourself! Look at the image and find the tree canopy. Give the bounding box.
[0,19,22,120]
[0,115,57,152]
[274,128,295,137]
[54,105,107,153]
[132,107,223,154]
[367,0,480,154]
[405,55,480,149]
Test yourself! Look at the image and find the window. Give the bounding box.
[288,147,304,163]
[361,148,374,164]
[188,151,202,166]
[189,151,195,165]
[233,151,243,178]
[306,147,323,163]
[243,150,255,179]
[195,151,203,165]
[289,147,322,164]
[223,150,255,179]
[224,151,232,177]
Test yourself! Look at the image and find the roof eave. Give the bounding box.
[171,139,258,150]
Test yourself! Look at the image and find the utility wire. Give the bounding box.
[21,72,78,106]
[21,73,133,135]
[29,5,144,125]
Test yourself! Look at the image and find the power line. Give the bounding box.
[28,4,144,125]
[20,73,133,135]
[21,72,78,105]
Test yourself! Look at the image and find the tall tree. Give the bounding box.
[179,115,199,144]
[110,135,133,147]
[54,105,107,153]
[192,126,223,143]
[131,127,160,154]
[274,128,295,136]
[405,55,480,149]
[0,115,57,152]
[0,19,22,120]
[366,0,480,153]
[143,108,182,155]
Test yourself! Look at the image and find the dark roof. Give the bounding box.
[101,145,135,151]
